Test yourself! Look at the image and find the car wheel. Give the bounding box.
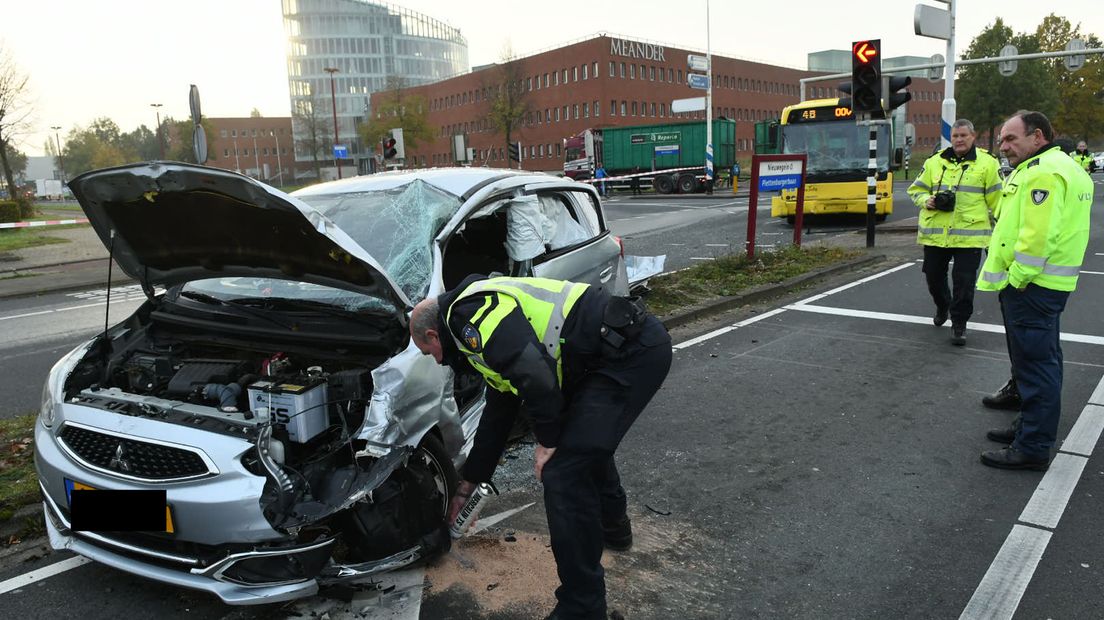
[652,175,674,194]
[414,433,459,519]
[677,174,699,193]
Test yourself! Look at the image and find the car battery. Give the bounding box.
[247,378,328,443]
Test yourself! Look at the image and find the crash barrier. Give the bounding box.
[0,218,90,229]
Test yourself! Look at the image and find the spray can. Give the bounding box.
[449,481,498,539]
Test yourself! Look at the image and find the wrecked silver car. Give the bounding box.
[34,163,628,604]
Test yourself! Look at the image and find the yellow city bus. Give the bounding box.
[768,98,894,223]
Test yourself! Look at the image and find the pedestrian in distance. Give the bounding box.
[409,275,673,619]
[977,110,1094,471]
[1072,140,1096,174]
[630,165,642,195]
[907,119,1002,346]
[595,162,609,197]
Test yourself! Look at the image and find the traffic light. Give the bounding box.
[382,136,397,159]
[389,127,405,160]
[508,141,521,163]
[883,75,912,112]
[851,39,882,114]
[837,81,853,110]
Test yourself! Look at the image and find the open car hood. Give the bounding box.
[68,162,412,318]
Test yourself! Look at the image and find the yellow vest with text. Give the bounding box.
[908,148,1002,248]
[977,146,1093,292]
[1072,151,1093,173]
[446,277,589,394]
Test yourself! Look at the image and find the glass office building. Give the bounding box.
[283,0,469,176]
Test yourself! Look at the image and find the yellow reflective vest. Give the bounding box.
[908,146,1002,248]
[1072,151,1093,173]
[446,276,589,393]
[977,144,1094,292]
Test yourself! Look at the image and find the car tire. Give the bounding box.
[652,175,675,194]
[415,433,459,519]
[677,174,699,194]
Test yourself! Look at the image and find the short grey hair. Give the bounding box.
[409,297,440,340]
[952,119,975,134]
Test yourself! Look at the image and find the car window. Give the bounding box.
[562,191,603,235]
[297,180,460,302]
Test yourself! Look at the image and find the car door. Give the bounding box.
[530,189,628,295]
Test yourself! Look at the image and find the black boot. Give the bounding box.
[951,325,966,346]
[980,447,1049,471]
[986,426,1016,444]
[933,307,949,326]
[982,378,1021,411]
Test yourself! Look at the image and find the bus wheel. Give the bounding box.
[785,216,795,225]
[677,174,699,194]
[876,214,888,222]
[653,175,675,194]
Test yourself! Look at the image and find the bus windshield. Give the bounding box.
[781,122,889,173]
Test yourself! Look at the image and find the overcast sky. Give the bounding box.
[5,0,1103,156]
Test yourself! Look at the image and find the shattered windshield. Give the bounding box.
[782,123,889,173]
[298,180,461,302]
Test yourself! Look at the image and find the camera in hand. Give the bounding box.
[932,190,956,212]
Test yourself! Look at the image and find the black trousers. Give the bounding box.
[922,245,982,327]
[542,315,673,618]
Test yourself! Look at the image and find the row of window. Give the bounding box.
[218,128,288,138]
[429,142,567,166]
[222,147,289,157]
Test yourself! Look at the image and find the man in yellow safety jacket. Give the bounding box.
[409,275,672,619]
[908,119,1002,346]
[977,111,1093,471]
[1072,140,1095,173]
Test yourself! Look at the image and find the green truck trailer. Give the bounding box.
[563,119,736,193]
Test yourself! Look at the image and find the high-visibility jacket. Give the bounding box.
[1072,150,1094,173]
[977,144,1094,292]
[908,146,1002,248]
[446,276,589,393]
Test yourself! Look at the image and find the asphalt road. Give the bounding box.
[2,180,1103,618]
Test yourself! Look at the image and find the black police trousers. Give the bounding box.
[922,245,982,327]
[541,314,673,618]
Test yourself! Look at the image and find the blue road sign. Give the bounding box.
[687,73,710,90]
[333,144,348,158]
[654,145,680,156]
[758,174,803,191]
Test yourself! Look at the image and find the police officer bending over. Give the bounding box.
[908,119,1002,346]
[409,275,673,619]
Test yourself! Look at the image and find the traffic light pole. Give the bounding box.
[859,119,889,248]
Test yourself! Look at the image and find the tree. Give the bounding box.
[956,19,1059,151]
[292,95,332,179]
[3,142,26,180]
[485,45,529,167]
[360,77,432,164]
[162,116,217,163]
[1035,14,1104,142]
[119,125,159,161]
[250,108,263,118]
[62,119,129,176]
[0,43,34,199]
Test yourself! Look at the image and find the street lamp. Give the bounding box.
[150,103,165,160]
[271,130,283,186]
[324,67,341,179]
[50,125,65,183]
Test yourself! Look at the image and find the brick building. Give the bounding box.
[370,34,945,172]
[205,117,299,185]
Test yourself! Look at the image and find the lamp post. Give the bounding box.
[150,103,165,159]
[271,130,283,186]
[324,66,341,179]
[50,125,65,183]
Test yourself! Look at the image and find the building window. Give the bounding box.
[554,71,559,86]
[582,64,588,80]
[583,103,589,118]
[574,104,579,119]
[573,66,579,81]
[223,148,229,157]
[621,101,627,115]
[630,64,635,79]
[563,105,568,120]
[593,62,598,77]
[544,73,550,87]
[220,129,227,138]
[555,108,560,121]
[640,64,646,79]
[620,62,626,78]
[593,100,600,117]
[562,69,568,83]
[650,102,656,116]
[231,129,237,137]
[609,61,615,77]
[527,77,532,91]
[660,103,666,117]
[556,143,562,157]
[650,66,655,81]
[611,100,617,116]
[677,70,683,83]
[546,109,551,123]
[631,101,637,116]
[668,68,674,82]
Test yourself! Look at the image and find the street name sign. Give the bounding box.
[687,73,710,90]
[757,159,805,191]
[687,54,709,72]
[333,144,348,158]
[654,145,680,156]
[671,96,706,113]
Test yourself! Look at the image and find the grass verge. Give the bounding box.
[0,229,70,253]
[0,414,41,544]
[645,246,864,316]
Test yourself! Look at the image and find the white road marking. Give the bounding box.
[786,304,1104,346]
[0,556,92,595]
[959,525,1052,620]
[689,257,715,261]
[1018,453,1089,529]
[1060,404,1104,457]
[470,502,537,535]
[704,243,728,247]
[1078,270,1104,275]
[673,308,789,351]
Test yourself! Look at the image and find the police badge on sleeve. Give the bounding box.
[1031,189,1049,205]
[461,323,482,352]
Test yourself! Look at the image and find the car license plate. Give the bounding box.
[64,479,175,533]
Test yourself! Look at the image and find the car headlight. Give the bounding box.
[40,341,95,429]
[39,380,56,428]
